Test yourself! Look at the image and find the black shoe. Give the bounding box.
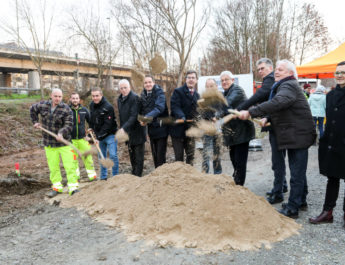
[283,186,288,193]
[267,194,284,204]
[266,188,288,197]
[100,178,107,181]
[46,190,61,198]
[282,202,308,211]
[70,189,80,196]
[279,207,298,219]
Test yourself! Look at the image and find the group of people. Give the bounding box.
[30,58,345,226]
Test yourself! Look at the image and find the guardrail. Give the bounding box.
[0,87,40,93]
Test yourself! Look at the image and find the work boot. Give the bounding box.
[70,189,80,196]
[309,210,333,224]
[267,194,284,204]
[282,202,308,211]
[89,175,97,182]
[46,190,61,198]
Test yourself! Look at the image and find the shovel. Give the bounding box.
[158,116,194,125]
[88,130,114,169]
[227,109,271,127]
[38,126,83,158]
[137,115,153,124]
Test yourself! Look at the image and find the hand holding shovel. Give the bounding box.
[228,109,271,127]
[88,130,114,168]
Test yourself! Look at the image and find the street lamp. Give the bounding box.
[106,17,112,84]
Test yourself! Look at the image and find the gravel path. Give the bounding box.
[1,137,345,265]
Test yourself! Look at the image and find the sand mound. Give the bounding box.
[61,162,300,252]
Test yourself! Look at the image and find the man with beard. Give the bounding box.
[69,92,97,181]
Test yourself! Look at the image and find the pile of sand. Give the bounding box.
[61,162,300,252]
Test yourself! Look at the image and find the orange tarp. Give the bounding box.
[296,42,345,79]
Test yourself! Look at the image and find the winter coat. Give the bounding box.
[89,97,117,140]
[70,104,90,139]
[118,91,146,146]
[30,100,73,147]
[319,85,345,178]
[169,83,200,138]
[308,91,326,117]
[249,78,316,150]
[237,72,275,110]
[222,83,255,146]
[139,84,169,139]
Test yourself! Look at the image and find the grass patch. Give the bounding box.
[0,94,41,100]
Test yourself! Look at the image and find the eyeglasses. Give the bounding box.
[334,71,345,76]
[257,67,266,72]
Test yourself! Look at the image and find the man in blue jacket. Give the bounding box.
[170,70,200,165]
[139,75,169,168]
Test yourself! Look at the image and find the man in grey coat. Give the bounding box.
[238,59,316,218]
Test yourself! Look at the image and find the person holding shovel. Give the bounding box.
[69,92,97,182]
[139,75,169,168]
[30,88,79,198]
[89,87,119,180]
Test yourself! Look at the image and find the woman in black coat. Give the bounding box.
[310,61,345,226]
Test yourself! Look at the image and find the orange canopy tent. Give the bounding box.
[296,42,345,79]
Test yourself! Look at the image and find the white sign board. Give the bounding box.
[198,74,254,98]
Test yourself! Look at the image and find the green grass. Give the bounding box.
[0,94,41,100]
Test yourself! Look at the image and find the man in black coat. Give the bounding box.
[238,59,316,218]
[89,87,119,180]
[170,70,200,165]
[118,79,146,177]
[309,61,345,226]
[221,70,255,186]
[238,58,288,203]
[139,75,169,168]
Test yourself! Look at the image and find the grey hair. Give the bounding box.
[119,79,130,87]
[220,70,234,79]
[256,58,273,67]
[51,88,62,94]
[205,78,217,85]
[276,59,298,79]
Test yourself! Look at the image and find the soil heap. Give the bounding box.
[61,162,301,252]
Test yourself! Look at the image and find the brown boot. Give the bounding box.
[309,210,333,224]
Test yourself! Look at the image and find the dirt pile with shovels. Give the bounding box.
[60,162,301,252]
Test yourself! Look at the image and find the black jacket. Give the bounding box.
[222,83,255,146]
[89,97,117,140]
[319,85,345,178]
[249,78,316,150]
[237,72,275,110]
[139,84,169,139]
[70,104,90,139]
[118,91,146,146]
[169,83,200,138]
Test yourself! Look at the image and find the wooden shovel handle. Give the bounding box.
[88,130,105,159]
[38,126,83,157]
[228,109,271,126]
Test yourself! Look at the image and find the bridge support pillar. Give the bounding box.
[105,76,113,90]
[28,71,40,89]
[82,76,90,90]
[0,73,12,87]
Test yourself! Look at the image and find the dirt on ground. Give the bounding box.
[1,99,345,264]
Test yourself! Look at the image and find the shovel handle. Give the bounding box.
[228,109,271,127]
[88,130,105,159]
[38,126,83,157]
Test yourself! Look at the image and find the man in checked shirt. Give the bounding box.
[30,88,79,198]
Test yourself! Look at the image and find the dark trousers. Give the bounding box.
[269,131,288,196]
[313,116,324,139]
[128,143,145,177]
[150,137,167,168]
[323,177,345,212]
[286,148,309,212]
[229,141,249,186]
[171,136,195,165]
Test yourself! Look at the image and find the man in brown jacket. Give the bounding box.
[238,59,316,219]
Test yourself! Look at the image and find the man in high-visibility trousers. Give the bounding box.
[30,88,79,198]
[69,92,97,181]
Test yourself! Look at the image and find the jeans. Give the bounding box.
[202,135,222,174]
[269,131,288,196]
[323,177,345,212]
[286,148,309,212]
[99,134,119,180]
[172,136,195,165]
[229,141,249,186]
[313,116,324,138]
[128,143,145,177]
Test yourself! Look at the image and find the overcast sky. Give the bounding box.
[0,0,344,63]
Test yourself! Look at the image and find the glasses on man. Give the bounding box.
[257,67,266,72]
[334,71,345,76]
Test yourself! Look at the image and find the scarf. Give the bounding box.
[269,75,296,100]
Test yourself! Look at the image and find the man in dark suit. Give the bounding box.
[170,70,200,165]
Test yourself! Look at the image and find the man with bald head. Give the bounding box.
[30,88,79,198]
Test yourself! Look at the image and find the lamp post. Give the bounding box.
[75,53,80,90]
[106,17,112,87]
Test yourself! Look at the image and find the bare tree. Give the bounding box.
[65,6,121,88]
[112,0,209,87]
[1,0,54,99]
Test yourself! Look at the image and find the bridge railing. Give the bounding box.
[0,87,40,94]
